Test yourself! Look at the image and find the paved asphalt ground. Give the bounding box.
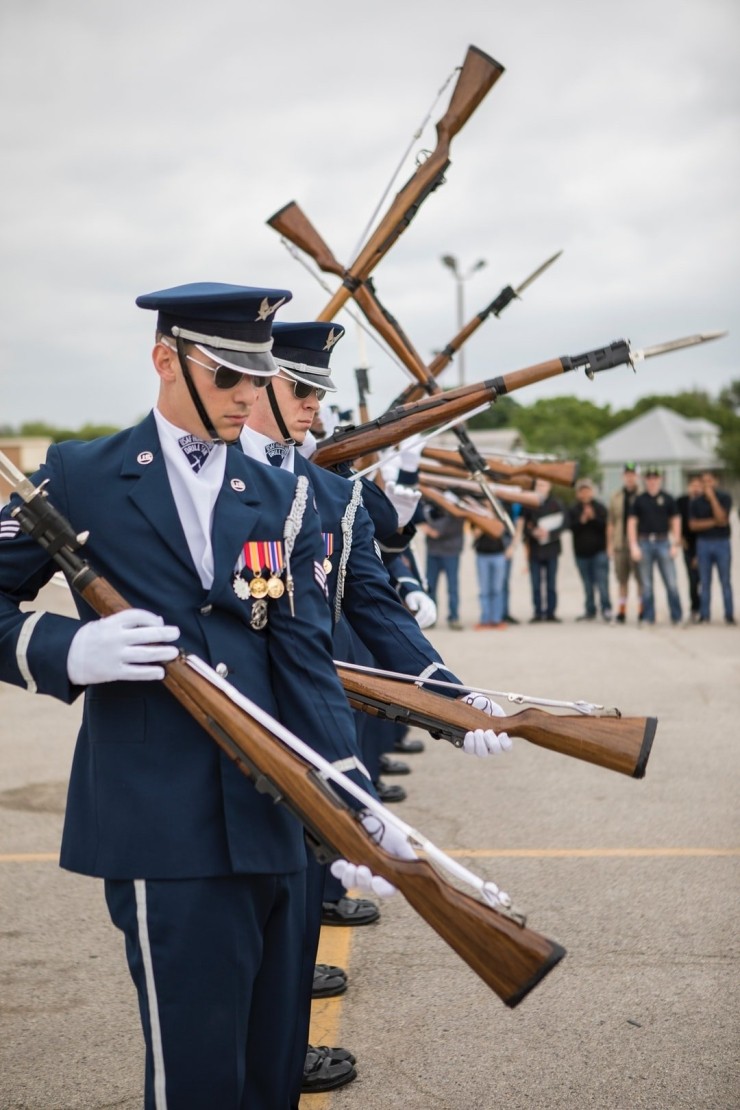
[1,530,738,1109]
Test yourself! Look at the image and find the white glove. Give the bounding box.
[67,609,180,685]
[398,438,424,473]
[330,811,417,897]
[383,479,422,527]
[459,693,513,757]
[405,590,437,629]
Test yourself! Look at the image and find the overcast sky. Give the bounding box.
[1,0,738,432]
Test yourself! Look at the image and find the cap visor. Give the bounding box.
[196,344,277,377]
[276,363,337,392]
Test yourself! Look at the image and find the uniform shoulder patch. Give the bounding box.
[0,518,21,541]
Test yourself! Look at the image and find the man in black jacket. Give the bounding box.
[566,478,613,621]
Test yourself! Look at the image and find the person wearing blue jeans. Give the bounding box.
[566,478,612,620]
[627,468,683,624]
[419,501,465,628]
[472,528,507,628]
[519,480,564,622]
[689,472,735,624]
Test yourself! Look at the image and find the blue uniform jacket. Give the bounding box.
[0,414,368,880]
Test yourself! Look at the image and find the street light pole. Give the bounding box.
[441,254,487,386]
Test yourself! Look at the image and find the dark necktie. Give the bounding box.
[178,435,213,474]
[265,441,289,468]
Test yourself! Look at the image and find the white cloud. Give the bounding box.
[1,0,738,428]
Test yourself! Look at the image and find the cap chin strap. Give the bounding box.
[174,335,239,446]
[266,382,296,447]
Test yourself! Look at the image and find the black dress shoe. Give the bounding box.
[375,780,407,803]
[302,1046,357,1093]
[321,896,380,926]
[394,735,425,754]
[312,963,348,998]
[545,615,561,622]
[529,615,544,623]
[379,754,411,775]
[312,1045,356,1065]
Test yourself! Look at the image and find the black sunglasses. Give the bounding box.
[278,374,326,402]
[185,352,268,391]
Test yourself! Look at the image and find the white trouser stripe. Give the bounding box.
[134,880,168,1109]
[16,612,44,693]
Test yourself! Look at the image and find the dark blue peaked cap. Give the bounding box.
[136,282,292,375]
[270,321,345,391]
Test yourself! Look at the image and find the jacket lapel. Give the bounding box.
[122,413,196,575]
[207,448,263,605]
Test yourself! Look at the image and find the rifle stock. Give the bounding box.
[318,46,504,320]
[2,462,564,1006]
[336,667,656,779]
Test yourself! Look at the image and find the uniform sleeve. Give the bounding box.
[0,449,84,704]
[265,492,375,800]
[340,502,461,689]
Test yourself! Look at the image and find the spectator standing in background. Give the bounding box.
[502,501,522,623]
[607,462,643,624]
[418,501,465,630]
[471,523,508,630]
[676,474,703,623]
[627,467,683,625]
[566,477,612,622]
[688,471,735,625]
[518,479,564,623]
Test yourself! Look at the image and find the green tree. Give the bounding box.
[18,421,121,443]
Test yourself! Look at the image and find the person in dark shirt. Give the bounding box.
[688,471,735,624]
[517,479,564,622]
[566,478,612,621]
[471,526,508,629]
[676,474,703,622]
[626,467,683,624]
[418,501,465,629]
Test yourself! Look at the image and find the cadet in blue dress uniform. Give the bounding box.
[241,319,513,1102]
[0,284,398,1110]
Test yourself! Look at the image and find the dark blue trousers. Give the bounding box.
[105,872,306,1110]
[289,851,327,1107]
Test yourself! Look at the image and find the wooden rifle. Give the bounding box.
[336,665,657,780]
[420,458,534,489]
[418,483,505,539]
[310,335,681,470]
[268,203,513,525]
[423,447,579,488]
[418,467,541,508]
[313,45,504,320]
[0,449,563,1007]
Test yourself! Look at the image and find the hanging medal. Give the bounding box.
[322,531,335,574]
[250,598,268,630]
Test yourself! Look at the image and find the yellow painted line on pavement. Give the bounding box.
[3,848,740,865]
[306,924,355,1107]
[0,852,58,862]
